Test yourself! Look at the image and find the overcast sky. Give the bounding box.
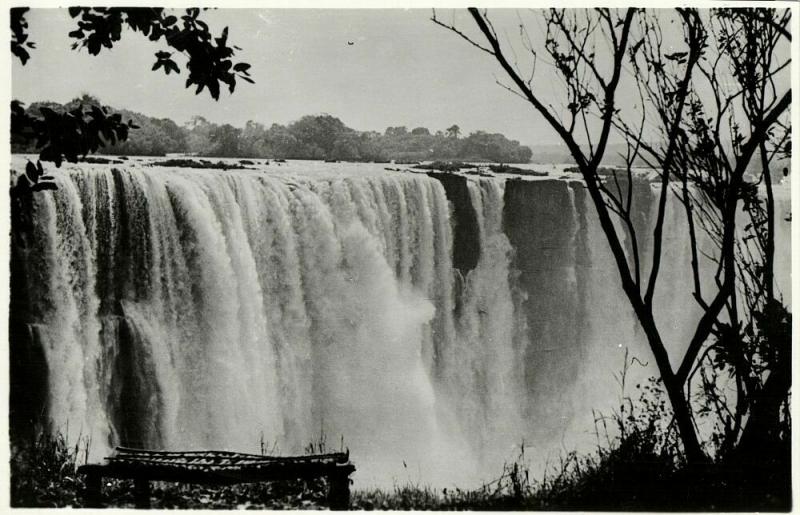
[12,9,587,146]
[11,8,792,148]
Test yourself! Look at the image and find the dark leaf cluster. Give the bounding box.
[11,99,138,167]
[10,7,36,65]
[65,8,253,100]
[13,99,533,163]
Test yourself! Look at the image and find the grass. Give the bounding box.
[10,432,85,507]
[11,375,789,510]
[351,461,530,510]
[10,432,331,509]
[350,370,789,511]
[349,433,788,511]
[10,423,789,510]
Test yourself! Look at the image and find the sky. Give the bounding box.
[12,8,573,146]
[10,7,793,149]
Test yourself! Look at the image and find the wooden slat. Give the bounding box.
[113,447,349,464]
[104,457,349,472]
[78,448,355,487]
[80,461,354,486]
[104,459,352,473]
[115,447,271,458]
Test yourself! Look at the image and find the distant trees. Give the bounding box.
[263,124,299,158]
[436,6,791,471]
[460,131,532,163]
[238,121,268,157]
[10,96,137,170]
[184,116,215,155]
[209,124,241,157]
[11,7,252,169]
[331,131,364,161]
[107,114,187,156]
[13,98,534,163]
[446,124,461,139]
[288,115,349,158]
[385,126,408,137]
[11,9,532,164]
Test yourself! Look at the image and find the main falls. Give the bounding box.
[9,157,791,486]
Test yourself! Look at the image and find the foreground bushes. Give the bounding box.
[13,428,787,510]
[11,374,789,510]
[10,432,83,507]
[350,370,789,511]
[10,433,329,509]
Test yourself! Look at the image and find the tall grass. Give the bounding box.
[10,432,86,507]
[10,431,332,508]
[11,362,788,510]
[2,391,697,510]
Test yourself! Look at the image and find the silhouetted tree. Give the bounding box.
[384,126,409,137]
[435,7,791,468]
[10,7,252,169]
[446,124,461,139]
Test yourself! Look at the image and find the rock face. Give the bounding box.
[427,172,480,275]
[9,208,49,443]
[502,179,588,426]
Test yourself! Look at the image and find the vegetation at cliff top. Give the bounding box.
[12,95,533,164]
[11,7,253,170]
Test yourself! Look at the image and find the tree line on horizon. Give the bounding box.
[11,95,533,163]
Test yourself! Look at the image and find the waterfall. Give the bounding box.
[10,158,791,487]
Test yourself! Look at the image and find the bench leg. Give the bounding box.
[82,472,103,508]
[133,478,151,509]
[328,472,351,510]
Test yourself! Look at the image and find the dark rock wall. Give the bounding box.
[427,172,480,275]
[503,179,588,428]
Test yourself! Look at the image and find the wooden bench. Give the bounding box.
[77,447,356,509]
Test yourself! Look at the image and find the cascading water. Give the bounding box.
[9,156,791,487]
